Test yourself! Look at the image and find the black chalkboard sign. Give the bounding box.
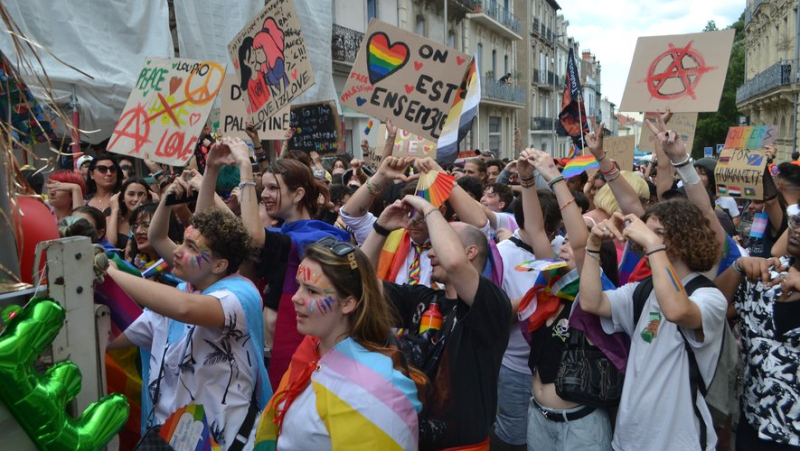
[289,101,341,155]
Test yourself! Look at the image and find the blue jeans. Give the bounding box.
[494,365,532,445]
[526,397,612,451]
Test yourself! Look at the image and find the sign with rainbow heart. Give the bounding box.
[227,0,315,128]
[341,20,473,142]
[107,57,226,167]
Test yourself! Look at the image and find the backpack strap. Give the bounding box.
[509,236,534,255]
[631,276,654,326]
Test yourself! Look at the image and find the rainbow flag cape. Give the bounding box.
[561,154,598,179]
[158,404,221,451]
[255,336,421,450]
[95,276,145,448]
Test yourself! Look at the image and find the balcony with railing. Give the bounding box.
[745,0,764,26]
[532,17,540,36]
[468,0,522,41]
[531,116,557,132]
[736,61,794,104]
[331,24,364,66]
[482,78,526,107]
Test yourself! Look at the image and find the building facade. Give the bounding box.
[736,0,799,161]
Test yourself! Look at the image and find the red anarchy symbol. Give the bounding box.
[645,41,714,101]
[108,104,150,154]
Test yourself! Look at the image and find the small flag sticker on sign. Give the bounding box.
[728,186,742,197]
[717,185,728,195]
[744,187,756,197]
[719,156,731,164]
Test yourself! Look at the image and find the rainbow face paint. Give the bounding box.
[313,296,336,315]
[183,226,212,269]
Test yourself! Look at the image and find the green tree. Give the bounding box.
[692,13,745,158]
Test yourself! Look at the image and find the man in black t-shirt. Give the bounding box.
[363,195,512,450]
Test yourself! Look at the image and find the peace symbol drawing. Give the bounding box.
[366,32,410,85]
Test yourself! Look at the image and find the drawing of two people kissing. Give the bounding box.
[238,17,290,115]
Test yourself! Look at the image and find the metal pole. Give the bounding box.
[443,0,447,45]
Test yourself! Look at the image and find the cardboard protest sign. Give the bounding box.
[619,29,735,113]
[288,101,341,155]
[340,20,472,142]
[714,148,768,200]
[375,124,437,159]
[602,135,636,171]
[220,75,289,140]
[107,58,226,166]
[639,112,698,155]
[227,0,315,126]
[723,125,777,149]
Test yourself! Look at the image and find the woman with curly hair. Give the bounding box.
[254,239,422,449]
[579,198,727,450]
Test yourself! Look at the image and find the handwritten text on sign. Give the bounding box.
[723,125,777,150]
[289,101,341,155]
[220,75,289,140]
[227,0,315,126]
[375,124,437,159]
[714,148,767,200]
[341,20,472,142]
[108,58,225,166]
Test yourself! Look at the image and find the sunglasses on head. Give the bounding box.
[94,165,118,174]
[316,237,358,269]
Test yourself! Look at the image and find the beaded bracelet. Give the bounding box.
[238,179,256,191]
[732,258,744,275]
[548,175,565,189]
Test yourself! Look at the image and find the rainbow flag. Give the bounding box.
[364,120,374,135]
[562,154,599,178]
[566,145,578,159]
[158,404,220,451]
[141,258,170,279]
[255,336,421,450]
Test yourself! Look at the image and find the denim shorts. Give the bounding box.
[494,365,532,445]
[526,397,612,451]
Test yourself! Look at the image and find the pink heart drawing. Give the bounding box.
[189,113,202,126]
[404,84,414,94]
[456,56,465,66]
[414,61,423,71]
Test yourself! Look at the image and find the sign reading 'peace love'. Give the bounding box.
[341,20,472,142]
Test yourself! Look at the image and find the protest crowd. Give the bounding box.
[2,3,799,451]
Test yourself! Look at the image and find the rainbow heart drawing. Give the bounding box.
[366,32,410,85]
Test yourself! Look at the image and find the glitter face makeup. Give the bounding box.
[297,264,337,315]
[184,226,213,269]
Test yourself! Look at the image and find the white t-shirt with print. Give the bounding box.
[716,196,740,218]
[126,288,256,449]
[600,274,727,451]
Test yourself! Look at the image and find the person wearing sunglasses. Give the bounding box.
[85,155,122,215]
[197,136,350,391]
[254,238,423,449]
[361,194,511,450]
[107,207,271,449]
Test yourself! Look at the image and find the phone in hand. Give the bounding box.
[165,192,199,205]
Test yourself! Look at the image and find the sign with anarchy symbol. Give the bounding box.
[620,29,735,113]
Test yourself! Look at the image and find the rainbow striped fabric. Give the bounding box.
[562,154,599,179]
[255,336,421,450]
[158,404,221,451]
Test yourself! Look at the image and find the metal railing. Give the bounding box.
[483,78,526,104]
[331,24,364,65]
[480,0,521,34]
[531,116,556,131]
[532,17,540,35]
[736,61,793,104]
[745,0,764,26]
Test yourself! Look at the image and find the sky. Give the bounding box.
[559,0,746,112]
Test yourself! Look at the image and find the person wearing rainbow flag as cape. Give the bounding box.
[254,238,423,450]
[107,206,271,449]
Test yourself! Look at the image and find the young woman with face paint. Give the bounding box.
[253,238,423,450]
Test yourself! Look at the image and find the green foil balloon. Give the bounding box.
[0,298,129,450]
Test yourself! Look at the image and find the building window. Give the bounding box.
[448,30,456,48]
[415,15,425,37]
[477,43,483,71]
[367,0,377,21]
[489,116,502,153]
[492,49,497,76]
[504,55,509,77]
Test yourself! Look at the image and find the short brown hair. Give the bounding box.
[642,199,720,272]
[191,208,257,274]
